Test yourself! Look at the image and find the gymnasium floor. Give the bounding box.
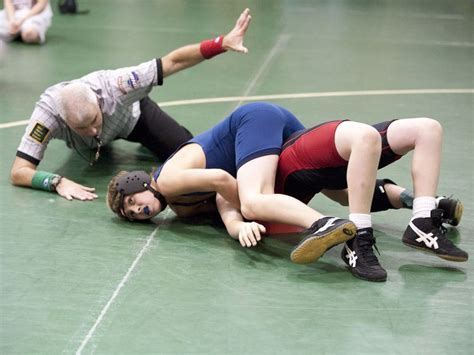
[0,0,473,354]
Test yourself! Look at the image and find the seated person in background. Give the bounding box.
[0,0,53,44]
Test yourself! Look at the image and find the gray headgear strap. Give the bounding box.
[115,170,167,212]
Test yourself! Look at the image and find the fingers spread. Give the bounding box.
[76,191,98,200]
[239,234,252,247]
[239,223,261,247]
[250,223,262,241]
[59,188,98,201]
[80,186,96,192]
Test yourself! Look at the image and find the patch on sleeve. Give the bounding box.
[117,76,127,94]
[29,122,50,144]
[117,71,140,94]
[127,71,140,89]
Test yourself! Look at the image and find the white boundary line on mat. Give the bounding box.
[1,88,473,130]
[76,211,170,354]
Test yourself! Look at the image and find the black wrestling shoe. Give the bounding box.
[402,209,468,262]
[341,228,387,282]
[436,196,463,226]
[290,217,356,264]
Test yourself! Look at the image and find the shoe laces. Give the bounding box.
[428,211,457,250]
[436,224,450,247]
[439,225,447,237]
[356,234,381,266]
[431,210,448,236]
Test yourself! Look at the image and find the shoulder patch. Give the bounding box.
[29,122,50,144]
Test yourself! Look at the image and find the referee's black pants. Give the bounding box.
[126,97,193,162]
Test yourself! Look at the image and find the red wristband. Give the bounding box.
[200,35,227,59]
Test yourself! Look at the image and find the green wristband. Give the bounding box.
[31,171,57,192]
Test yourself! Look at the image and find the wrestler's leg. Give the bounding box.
[237,155,322,228]
[387,118,467,261]
[387,118,441,200]
[334,121,387,281]
[238,155,356,264]
[334,121,381,223]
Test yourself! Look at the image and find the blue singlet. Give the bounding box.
[189,102,304,176]
[154,102,305,180]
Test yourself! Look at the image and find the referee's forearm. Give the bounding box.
[11,155,39,187]
[10,165,36,187]
[161,44,204,78]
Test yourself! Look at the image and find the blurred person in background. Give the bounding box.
[0,0,53,44]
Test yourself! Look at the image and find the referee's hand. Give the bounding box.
[223,8,251,54]
[56,178,98,201]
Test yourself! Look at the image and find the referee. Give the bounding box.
[10,8,251,201]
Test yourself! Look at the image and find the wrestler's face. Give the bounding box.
[121,190,163,221]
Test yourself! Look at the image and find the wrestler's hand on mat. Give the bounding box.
[223,8,251,54]
[238,222,266,247]
[56,178,98,201]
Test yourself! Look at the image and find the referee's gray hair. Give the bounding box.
[59,82,98,125]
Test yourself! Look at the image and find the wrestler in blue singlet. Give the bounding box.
[154,102,305,180]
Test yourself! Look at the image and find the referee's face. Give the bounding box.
[69,102,103,137]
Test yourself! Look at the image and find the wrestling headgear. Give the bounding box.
[114,170,167,213]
